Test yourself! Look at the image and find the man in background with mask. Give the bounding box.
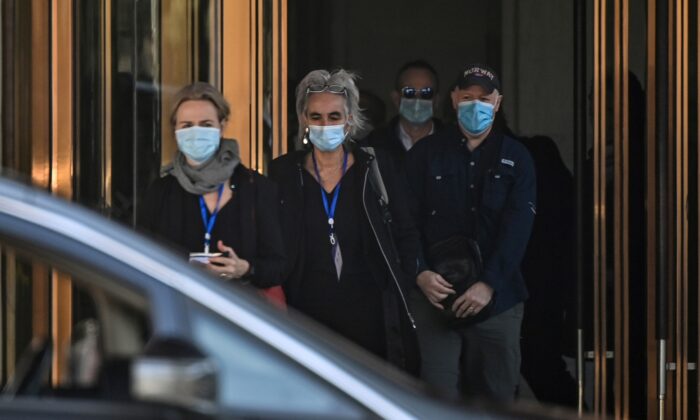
[405,64,536,402]
[362,60,443,156]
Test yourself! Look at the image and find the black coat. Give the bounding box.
[138,164,286,289]
[269,146,425,372]
[361,116,444,156]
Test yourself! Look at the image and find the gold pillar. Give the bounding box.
[0,0,52,385]
[671,0,690,417]
[222,0,287,170]
[160,0,193,168]
[644,0,695,417]
[612,0,630,417]
[50,0,73,385]
[592,0,643,416]
[592,0,609,414]
[24,0,53,377]
[254,0,263,171]
[645,2,658,416]
[222,0,253,166]
[103,0,113,208]
[30,0,50,188]
[271,0,288,160]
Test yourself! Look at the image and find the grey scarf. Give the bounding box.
[163,138,241,195]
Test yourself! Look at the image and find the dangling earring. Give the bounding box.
[302,126,309,145]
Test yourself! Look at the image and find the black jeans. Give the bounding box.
[410,289,524,402]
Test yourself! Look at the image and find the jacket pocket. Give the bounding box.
[425,172,459,218]
[482,169,514,211]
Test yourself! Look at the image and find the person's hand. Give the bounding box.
[452,281,493,318]
[416,270,455,310]
[206,240,251,280]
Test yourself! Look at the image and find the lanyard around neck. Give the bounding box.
[312,149,348,245]
[199,183,225,253]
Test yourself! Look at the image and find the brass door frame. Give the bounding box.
[160,0,194,168]
[670,0,691,418]
[646,1,658,416]
[591,0,633,417]
[646,0,696,419]
[222,0,287,171]
[51,0,73,384]
[612,0,630,416]
[1,0,54,384]
[271,0,287,160]
[3,0,76,385]
[591,0,699,417]
[0,0,288,386]
[103,0,112,208]
[592,0,609,414]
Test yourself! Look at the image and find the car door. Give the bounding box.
[0,243,203,419]
[0,180,376,419]
[0,179,483,419]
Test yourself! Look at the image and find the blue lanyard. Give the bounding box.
[199,183,225,253]
[312,149,348,246]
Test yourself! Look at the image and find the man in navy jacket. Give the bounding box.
[406,64,536,402]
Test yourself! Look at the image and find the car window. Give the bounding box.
[1,246,151,399]
[188,301,370,418]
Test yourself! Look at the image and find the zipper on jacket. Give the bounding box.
[362,166,416,329]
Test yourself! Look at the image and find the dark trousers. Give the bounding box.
[410,289,523,403]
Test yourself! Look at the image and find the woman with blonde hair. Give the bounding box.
[139,82,285,300]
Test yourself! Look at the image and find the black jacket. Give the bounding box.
[269,146,425,371]
[406,125,536,317]
[138,164,286,289]
[361,117,444,165]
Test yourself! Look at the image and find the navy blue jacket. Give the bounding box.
[405,124,536,317]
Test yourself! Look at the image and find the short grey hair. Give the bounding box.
[295,69,368,142]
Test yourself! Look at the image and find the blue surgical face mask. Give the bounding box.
[399,98,433,124]
[308,124,347,152]
[175,126,221,163]
[457,100,495,136]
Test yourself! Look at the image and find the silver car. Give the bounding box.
[0,178,572,419]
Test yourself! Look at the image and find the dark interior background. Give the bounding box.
[288,0,648,172]
[288,0,576,167]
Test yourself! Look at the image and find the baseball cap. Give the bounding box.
[455,64,501,93]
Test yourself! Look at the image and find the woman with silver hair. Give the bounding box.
[270,69,427,373]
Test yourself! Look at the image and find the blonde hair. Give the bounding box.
[170,82,231,127]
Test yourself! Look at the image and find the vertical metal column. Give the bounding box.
[592,0,609,414]
[612,0,631,417]
[271,0,288,160]
[50,0,74,385]
[573,0,587,415]
[103,0,112,210]
[655,0,669,417]
[672,0,690,416]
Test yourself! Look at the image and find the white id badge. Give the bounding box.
[188,252,223,265]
